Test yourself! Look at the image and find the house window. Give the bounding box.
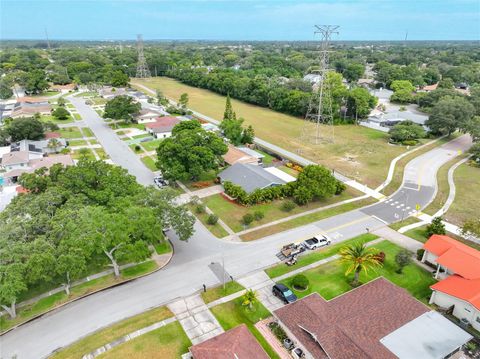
[476,317,480,324]
[465,308,471,313]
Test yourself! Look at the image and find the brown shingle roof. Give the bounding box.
[274,277,429,359]
[223,145,258,166]
[190,324,270,359]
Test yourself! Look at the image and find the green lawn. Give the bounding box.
[109,122,145,130]
[211,298,280,359]
[265,233,379,278]
[34,90,59,97]
[183,169,219,190]
[388,216,421,231]
[204,187,362,233]
[240,197,377,241]
[72,148,95,160]
[95,148,109,160]
[141,139,163,152]
[73,113,82,121]
[445,163,480,226]
[74,91,98,98]
[58,127,83,139]
[278,165,300,178]
[141,156,159,171]
[82,127,95,137]
[67,139,88,147]
[279,240,436,303]
[0,261,159,333]
[255,149,276,165]
[51,306,173,359]
[100,321,190,359]
[132,77,414,188]
[129,143,145,153]
[154,240,172,255]
[201,281,245,304]
[40,114,74,124]
[188,203,229,238]
[132,133,152,140]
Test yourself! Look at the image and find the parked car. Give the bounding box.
[154,176,168,188]
[272,283,297,304]
[303,234,331,250]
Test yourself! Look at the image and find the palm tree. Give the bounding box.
[47,138,61,153]
[241,289,258,311]
[339,242,382,287]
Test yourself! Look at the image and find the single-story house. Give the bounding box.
[98,86,126,100]
[2,153,73,182]
[303,73,322,85]
[368,110,429,127]
[189,324,269,359]
[237,147,265,164]
[0,102,15,121]
[145,116,181,139]
[11,100,51,118]
[422,235,480,330]
[1,150,42,172]
[274,277,472,359]
[50,83,76,93]
[11,138,67,155]
[218,163,295,194]
[126,90,149,101]
[223,145,259,166]
[136,108,162,124]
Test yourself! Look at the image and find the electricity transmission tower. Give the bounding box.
[300,25,339,145]
[135,34,151,78]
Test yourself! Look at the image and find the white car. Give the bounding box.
[303,234,331,250]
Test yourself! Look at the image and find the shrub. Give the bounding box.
[292,274,309,290]
[395,250,411,274]
[402,139,417,146]
[268,322,288,341]
[254,211,265,221]
[195,203,206,214]
[60,148,70,154]
[134,145,141,152]
[426,216,446,238]
[374,251,386,264]
[281,200,296,212]
[207,214,219,225]
[335,180,346,195]
[242,213,254,226]
[416,249,425,261]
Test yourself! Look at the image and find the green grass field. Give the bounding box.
[203,187,362,233]
[141,156,159,171]
[187,203,229,238]
[240,197,377,241]
[279,240,436,303]
[211,298,280,359]
[201,281,245,304]
[58,127,83,139]
[72,148,95,160]
[51,306,173,359]
[132,77,412,188]
[81,127,95,137]
[141,139,163,152]
[95,148,109,160]
[404,225,480,251]
[446,163,480,225]
[40,114,74,124]
[265,233,379,278]
[67,139,88,147]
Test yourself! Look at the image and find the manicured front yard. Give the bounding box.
[0,261,159,334]
[211,298,280,359]
[95,148,109,160]
[67,139,88,147]
[58,127,83,139]
[50,306,173,359]
[141,156,159,171]
[240,197,377,241]
[183,169,219,190]
[40,114,74,124]
[187,203,229,238]
[404,225,480,251]
[81,127,95,137]
[72,148,95,160]
[265,233,379,278]
[100,321,190,359]
[201,281,245,304]
[279,240,436,303]
[204,186,362,233]
[141,139,163,152]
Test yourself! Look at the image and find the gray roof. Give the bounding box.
[237,147,265,159]
[380,311,472,359]
[218,163,286,193]
[368,110,428,125]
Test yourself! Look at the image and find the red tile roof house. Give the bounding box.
[189,324,269,359]
[273,277,471,359]
[145,116,181,139]
[422,234,480,331]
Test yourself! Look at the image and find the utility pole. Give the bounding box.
[300,25,339,145]
[135,34,151,78]
[44,27,51,50]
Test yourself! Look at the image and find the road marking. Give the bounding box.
[324,216,372,233]
[371,215,389,225]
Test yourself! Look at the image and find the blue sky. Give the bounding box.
[1,0,479,41]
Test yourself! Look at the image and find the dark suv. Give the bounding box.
[272,283,297,304]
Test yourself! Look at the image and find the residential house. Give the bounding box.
[1,150,42,172]
[11,138,67,155]
[237,147,265,165]
[50,83,77,93]
[422,235,480,330]
[145,116,181,139]
[11,99,51,118]
[303,74,322,85]
[136,108,162,124]
[98,86,126,100]
[418,83,439,92]
[189,324,269,359]
[218,163,295,194]
[223,145,259,166]
[274,277,472,359]
[367,110,429,127]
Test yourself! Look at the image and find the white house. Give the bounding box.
[422,234,480,331]
[144,116,181,139]
[136,108,162,124]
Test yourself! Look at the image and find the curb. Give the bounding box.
[0,239,174,337]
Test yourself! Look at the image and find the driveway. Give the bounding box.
[67,96,156,186]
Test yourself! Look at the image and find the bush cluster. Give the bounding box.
[292,274,309,290]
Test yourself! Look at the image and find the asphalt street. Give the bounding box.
[0,95,472,359]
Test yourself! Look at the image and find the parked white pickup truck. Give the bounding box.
[303,234,331,250]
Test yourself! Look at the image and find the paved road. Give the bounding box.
[0,97,472,359]
[362,135,472,223]
[68,96,156,186]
